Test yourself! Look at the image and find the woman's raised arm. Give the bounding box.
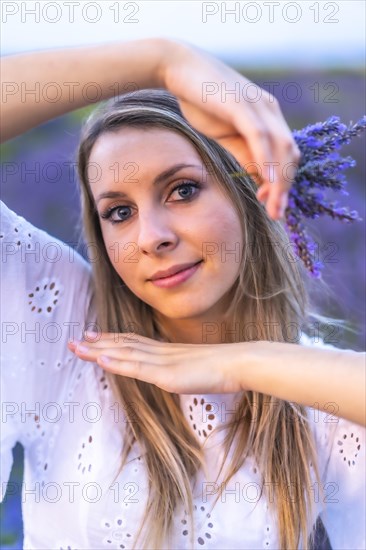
[0,38,299,219]
[0,39,167,142]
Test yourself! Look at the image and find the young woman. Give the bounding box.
[1,38,365,550]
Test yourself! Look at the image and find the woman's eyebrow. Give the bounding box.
[96,163,202,204]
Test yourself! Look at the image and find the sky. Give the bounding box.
[1,0,365,67]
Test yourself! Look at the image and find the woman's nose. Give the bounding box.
[137,212,178,255]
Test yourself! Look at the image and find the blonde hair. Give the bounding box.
[77,89,327,549]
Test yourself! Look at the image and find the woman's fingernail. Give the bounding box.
[85,331,98,338]
[77,344,89,353]
[99,355,111,364]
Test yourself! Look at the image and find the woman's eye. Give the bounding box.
[100,205,132,224]
[168,181,201,201]
[100,181,201,225]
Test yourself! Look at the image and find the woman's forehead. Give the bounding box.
[87,128,206,195]
[90,126,200,162]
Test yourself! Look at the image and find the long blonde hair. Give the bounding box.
[77,89,326,549]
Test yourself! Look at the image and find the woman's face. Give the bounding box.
[88,127,243,333]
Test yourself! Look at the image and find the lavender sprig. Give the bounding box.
[284,115,366,278]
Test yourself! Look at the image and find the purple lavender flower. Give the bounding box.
[285,116,366,278]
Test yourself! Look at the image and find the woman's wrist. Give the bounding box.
[233,340,273,393]
[150,37,181,90]
[119,37,173,90]
[157,38,197,92]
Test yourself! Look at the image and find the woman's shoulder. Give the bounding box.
[0,199,91,276]
[1,200,94,313]
[1,199,96,394]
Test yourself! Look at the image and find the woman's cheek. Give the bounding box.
[110,246,141,289]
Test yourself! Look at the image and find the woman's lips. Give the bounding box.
[149,261,203,288]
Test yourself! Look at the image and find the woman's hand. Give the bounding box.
[67,332,245,394]
[68,332,365,426]
[161,40,300,219]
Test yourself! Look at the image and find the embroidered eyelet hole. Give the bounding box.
[77,436,93,474]
[28,279,62,316]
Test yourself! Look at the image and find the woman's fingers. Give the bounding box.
[68,334,206,363]
[97,355,154,383]
[98,352,172,389]
[67,333,205,357]
[233,101,300,219]
[67,334,245,394]
[73,343,153,364]
[69,342,185,391]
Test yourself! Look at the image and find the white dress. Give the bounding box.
[1,200,365,550]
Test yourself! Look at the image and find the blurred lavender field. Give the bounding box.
[0,70,365,549]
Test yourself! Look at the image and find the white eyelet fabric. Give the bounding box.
[1,201,365,549]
